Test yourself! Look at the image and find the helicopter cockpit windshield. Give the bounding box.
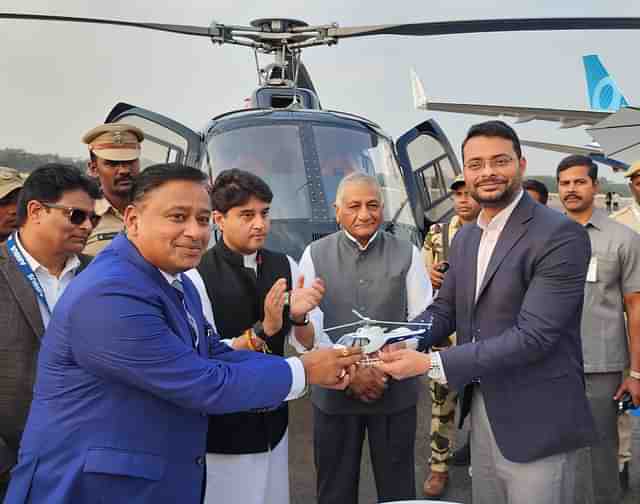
[206,118,413,227]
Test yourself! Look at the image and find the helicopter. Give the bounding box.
[3,13,640,259]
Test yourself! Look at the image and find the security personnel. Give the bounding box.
[421,174,480,498]
[610,159,640,490]
[0,167,25,242]
[82,123,144,256]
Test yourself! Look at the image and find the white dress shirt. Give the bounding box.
[298,230,433,348]
[15,234,81,327]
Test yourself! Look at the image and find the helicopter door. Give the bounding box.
[105,102,203,170]
[395,119,461,234]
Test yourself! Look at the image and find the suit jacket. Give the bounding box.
[0,243,90,475]
[5,234,292,504]
[419,193,597,463]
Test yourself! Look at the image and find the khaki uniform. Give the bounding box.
[83,198,124,256]
[609,202,640,468]
[422,214,464,473]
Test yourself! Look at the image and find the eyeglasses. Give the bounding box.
[41,202,100,227]
[464,155,515,171]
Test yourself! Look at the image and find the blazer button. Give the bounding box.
[196,456,205,466]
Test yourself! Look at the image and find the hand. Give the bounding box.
[374,349,431,380]
[290,275,325,320]
[263,278,287,336]
[348,366,388,403]
[430,263,446,290]
[614,376,640,407]
[380,341,407,354]
[300,347,363,390]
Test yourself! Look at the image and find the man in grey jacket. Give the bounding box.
[298,172,432,503]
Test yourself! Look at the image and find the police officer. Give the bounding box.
[610,160,640,490]
[421,174,480,498]
[82,123,144,255]
[0,167,25,243]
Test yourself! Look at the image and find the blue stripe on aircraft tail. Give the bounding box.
[583,54,628,111]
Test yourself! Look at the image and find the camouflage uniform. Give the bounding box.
[422,214,463,473]
[609,201,640,469]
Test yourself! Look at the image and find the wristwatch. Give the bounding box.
[252,321,267,339]
[290,313,310,326]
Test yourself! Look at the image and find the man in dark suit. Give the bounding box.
[377,120,597,504]
[5,163,361,504]
[0,164,100,499]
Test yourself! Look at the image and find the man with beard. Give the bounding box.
[376,121,596,504]
[422,173,480,497]
[557,154,640,504]
[0,167,25,242]
[0,164,99,499]
[82,123,144,256]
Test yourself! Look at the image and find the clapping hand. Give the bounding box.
[263,278,287,336]
[290,275,325,321]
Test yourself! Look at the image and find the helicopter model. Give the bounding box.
[3,13,640,258]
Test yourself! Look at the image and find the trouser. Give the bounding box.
[579,372,622,504]
[429,379,457,472]
[471,386,577,504]
[313,405,416,504]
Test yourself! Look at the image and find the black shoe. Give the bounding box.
[451,442,470,466]
[619,462,629,492]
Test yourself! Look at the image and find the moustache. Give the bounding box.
[476,177,507,186]
[564,194,582,201]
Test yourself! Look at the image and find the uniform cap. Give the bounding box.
[0,166,25,200]
[450,174,466,190]
[623,160,640,179]
[82,123,144,162]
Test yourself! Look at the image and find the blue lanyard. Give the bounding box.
[6,233,52,315]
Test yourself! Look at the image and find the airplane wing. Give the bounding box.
[521,139,628,171]
[411,68,609,129]
[587,107,640,164]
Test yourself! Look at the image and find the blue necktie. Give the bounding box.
[172,279,200,350]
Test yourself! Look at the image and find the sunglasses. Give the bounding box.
[41,202,100,227]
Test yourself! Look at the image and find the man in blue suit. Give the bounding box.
[5,163,360,504]
[377,121,597,504]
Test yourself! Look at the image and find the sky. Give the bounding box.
[2,0,640,182]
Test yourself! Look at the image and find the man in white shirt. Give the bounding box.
[377,121,597,504]
[298,172,432,504]
[0,163,100,498]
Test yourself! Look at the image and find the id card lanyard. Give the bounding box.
[6,233,52,315]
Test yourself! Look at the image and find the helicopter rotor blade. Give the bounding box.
[0,13,219,37]
[328,17,640,39]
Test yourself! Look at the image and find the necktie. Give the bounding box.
[172,279,200,350]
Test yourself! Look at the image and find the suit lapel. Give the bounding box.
[465,226,482,315]
[475,194,535,304]
[0,244,45,338]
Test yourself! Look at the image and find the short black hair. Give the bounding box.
[522,179,549,205]
[461,120,522,161]
[16,163,101,227]
[130,163,208,204]
[210,169,273,213]
[556,155,598,182]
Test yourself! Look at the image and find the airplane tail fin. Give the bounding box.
[583,54,628,111]
[410,67,428,110]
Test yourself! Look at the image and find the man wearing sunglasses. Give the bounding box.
[82,123,144,256]
[0,164,100,499]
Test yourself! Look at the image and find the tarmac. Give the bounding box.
[288,375,640,503]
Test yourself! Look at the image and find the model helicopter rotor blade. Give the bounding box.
[328,17,640,39]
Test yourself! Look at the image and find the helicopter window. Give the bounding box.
[406,134,455,222]
[206,124,311,219]
[314,126,413,225]
[112,116,188,169]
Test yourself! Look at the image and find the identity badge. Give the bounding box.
[586,256,598,283]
